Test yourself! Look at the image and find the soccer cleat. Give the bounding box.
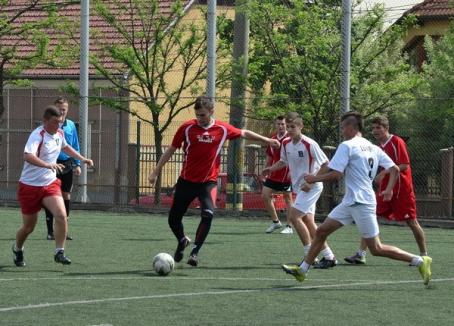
[344,253,366,265]
[187,254,198,267]
[66,234,73,240]
[418,256,432,286]
[47,233,55,240]
[174,236,191,262]
[54,250,71,265]
[282,264,306,282]
[12,245,25,267]
[280,226,293,234]
[313,257,338,269]
[266,221,282,233]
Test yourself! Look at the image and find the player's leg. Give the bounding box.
[280,190,294,234]
[302,213,337,269]
[169,178,198,262]
[262,184,282,233]
[60,170,74,240]
[188,181,217,266]
[14,213,38,267]
[44,207,54,240]
[406,219,427,256]
[42,195,71,265]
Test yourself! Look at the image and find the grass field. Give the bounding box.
[0,207,453,326]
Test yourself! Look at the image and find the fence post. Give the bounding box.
[136,121,141,204]
[440,147,453,218]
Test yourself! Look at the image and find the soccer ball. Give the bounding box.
[152,253,175,276]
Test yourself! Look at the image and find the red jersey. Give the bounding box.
[379,134,414,196]
[265,132,290,183]
[171,119,242,183]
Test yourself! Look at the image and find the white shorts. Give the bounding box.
[328,202,379,238]
[292,183,323,215]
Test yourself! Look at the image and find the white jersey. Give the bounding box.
[19,126,68,186]
[280,135,329,191]
[328,136,395,206]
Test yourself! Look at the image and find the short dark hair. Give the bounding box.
[371,115,389,129]
[285,112,303,125]
[194,96,214,111]
[43,105,62,120]
[275,115,285,121]
[54,96,68,105]
[341,111,363,132]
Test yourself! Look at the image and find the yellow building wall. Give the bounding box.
[404,20,451,44]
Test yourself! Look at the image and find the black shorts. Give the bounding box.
[263,179,291,192]
[170,177,217,216]
[57,159,74,193]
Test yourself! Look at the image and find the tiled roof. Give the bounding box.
[2,0,194,78]
[402,0,454,21]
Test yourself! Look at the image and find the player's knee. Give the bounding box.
[314,227,329,240]
[368,245,382,256]
[201,209,213,221]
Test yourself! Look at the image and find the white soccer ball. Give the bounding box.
[152,253,175,276]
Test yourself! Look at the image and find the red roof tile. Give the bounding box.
[402,0,454,21]
[1,0,195,78]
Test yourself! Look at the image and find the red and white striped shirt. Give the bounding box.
[171,119,242,183]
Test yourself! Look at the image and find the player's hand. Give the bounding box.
[300,182,312,192]
[261,168,271,178]
[73,166,82,176]
[149,171,158,187]
[48,163,65,172]
[268,139,280,148]
[304,174,317,184]
[380,189,393,202]
[83,159,94,167]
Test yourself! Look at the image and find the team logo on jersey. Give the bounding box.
[55,139,60,145]
[298,151,304,157]
[197,132,215,143]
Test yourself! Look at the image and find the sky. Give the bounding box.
[356,0,425,24]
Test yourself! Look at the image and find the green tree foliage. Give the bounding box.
[0,0,77,118]
[246,0,421,145]
[82,0,231,202]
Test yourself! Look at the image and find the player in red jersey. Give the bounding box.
[263,116,293,234]
[344,115,428,265]
[148,96,280,266]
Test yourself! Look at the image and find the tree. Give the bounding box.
[82,0,232,203]
[0,0,77,118]
[246,0,421,145]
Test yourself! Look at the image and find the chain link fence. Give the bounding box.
[1,91,452,219]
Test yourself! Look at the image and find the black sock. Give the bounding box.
[192,214,213,256]
[45,208,53,235]
[64,199,70,217]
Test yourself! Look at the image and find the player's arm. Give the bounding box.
[304,168,342,184]
[149,145,177,186]
[380,165,399,201]
[62,145,94,167]
[262,160,287,178]
[23,153,65,172]
[241,130,280,148]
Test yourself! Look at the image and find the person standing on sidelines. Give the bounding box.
[263,116,293,234]
[282,112,432,286]
[44,97,81,241]
[148,96,280,267]
[262,112,337,269]
[344,115,428,264]
[14,106,94,266]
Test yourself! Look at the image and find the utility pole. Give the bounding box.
[227,0,250,211]
[79,0,89,203]
[340,0,352,115]
[206,0,217,100]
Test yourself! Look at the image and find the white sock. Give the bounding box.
[55,247,64,254]
[358,249,367,257]
[14,244,24,251]
[299,261,311,273]
[410,256,423,266]
[320,247,335,260]
[303,244,311,257]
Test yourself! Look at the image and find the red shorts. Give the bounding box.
[376,191,417,221]
[17,179,62,215]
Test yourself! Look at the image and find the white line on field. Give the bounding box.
[0,278,453,313]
